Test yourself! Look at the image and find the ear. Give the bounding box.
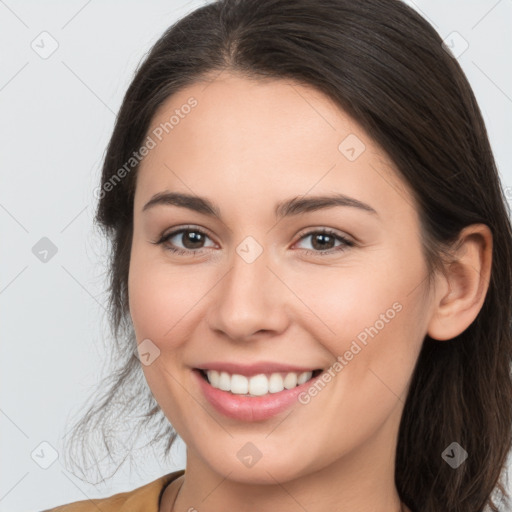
[427,224,493,341]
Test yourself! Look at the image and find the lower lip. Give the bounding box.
[193,369,322,422]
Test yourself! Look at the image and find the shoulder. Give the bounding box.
[42,469,185,512]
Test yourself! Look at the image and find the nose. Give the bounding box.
[206,245,290,341]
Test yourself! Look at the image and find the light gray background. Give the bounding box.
[1,1,511,511]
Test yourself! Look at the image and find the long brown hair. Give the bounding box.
[63,1,512,510]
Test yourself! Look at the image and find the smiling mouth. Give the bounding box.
[196,368,323,397]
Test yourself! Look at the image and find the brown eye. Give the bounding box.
[295,229,354,255]
[154,226,216,255]
[172,229,207,249]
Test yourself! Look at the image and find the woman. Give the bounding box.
[47,0,512,511]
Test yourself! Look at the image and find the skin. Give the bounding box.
[127,71,492,512]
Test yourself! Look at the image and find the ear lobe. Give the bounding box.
[427,224,492,341]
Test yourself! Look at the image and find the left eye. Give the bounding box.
[153,227,354,255]
[295,229,354,253]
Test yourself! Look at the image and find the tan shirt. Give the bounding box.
[44,469,413,512]
[43,469,185,512]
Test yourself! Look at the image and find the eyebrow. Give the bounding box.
[142,191,378,219]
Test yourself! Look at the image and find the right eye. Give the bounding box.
[153,226,217,255]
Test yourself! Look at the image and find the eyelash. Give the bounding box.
[152,225,355,257]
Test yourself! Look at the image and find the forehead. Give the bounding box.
[145,72,369,161]
[135,72,416,224]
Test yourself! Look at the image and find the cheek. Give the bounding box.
[291,263,410,346]
[128,268,171,342]
[128,250,225,377]
[298,245,427,376]
[128,246,197,344]
[128,254,194,425]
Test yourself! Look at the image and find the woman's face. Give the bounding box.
[128,72,434,483]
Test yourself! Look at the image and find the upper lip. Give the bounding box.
[194,361,322,377]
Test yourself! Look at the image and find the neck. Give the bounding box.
[168,411,406,512]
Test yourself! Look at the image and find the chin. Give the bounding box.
[199,444,319,485]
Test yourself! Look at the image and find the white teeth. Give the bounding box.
[268,373,284,393]
[208,369,220,388]
[283,372,297,389]
[204,370,315,396]
[248,374,269,396]
[297,371,311,385]
[218,371,230,391]
[231,374,249,394]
